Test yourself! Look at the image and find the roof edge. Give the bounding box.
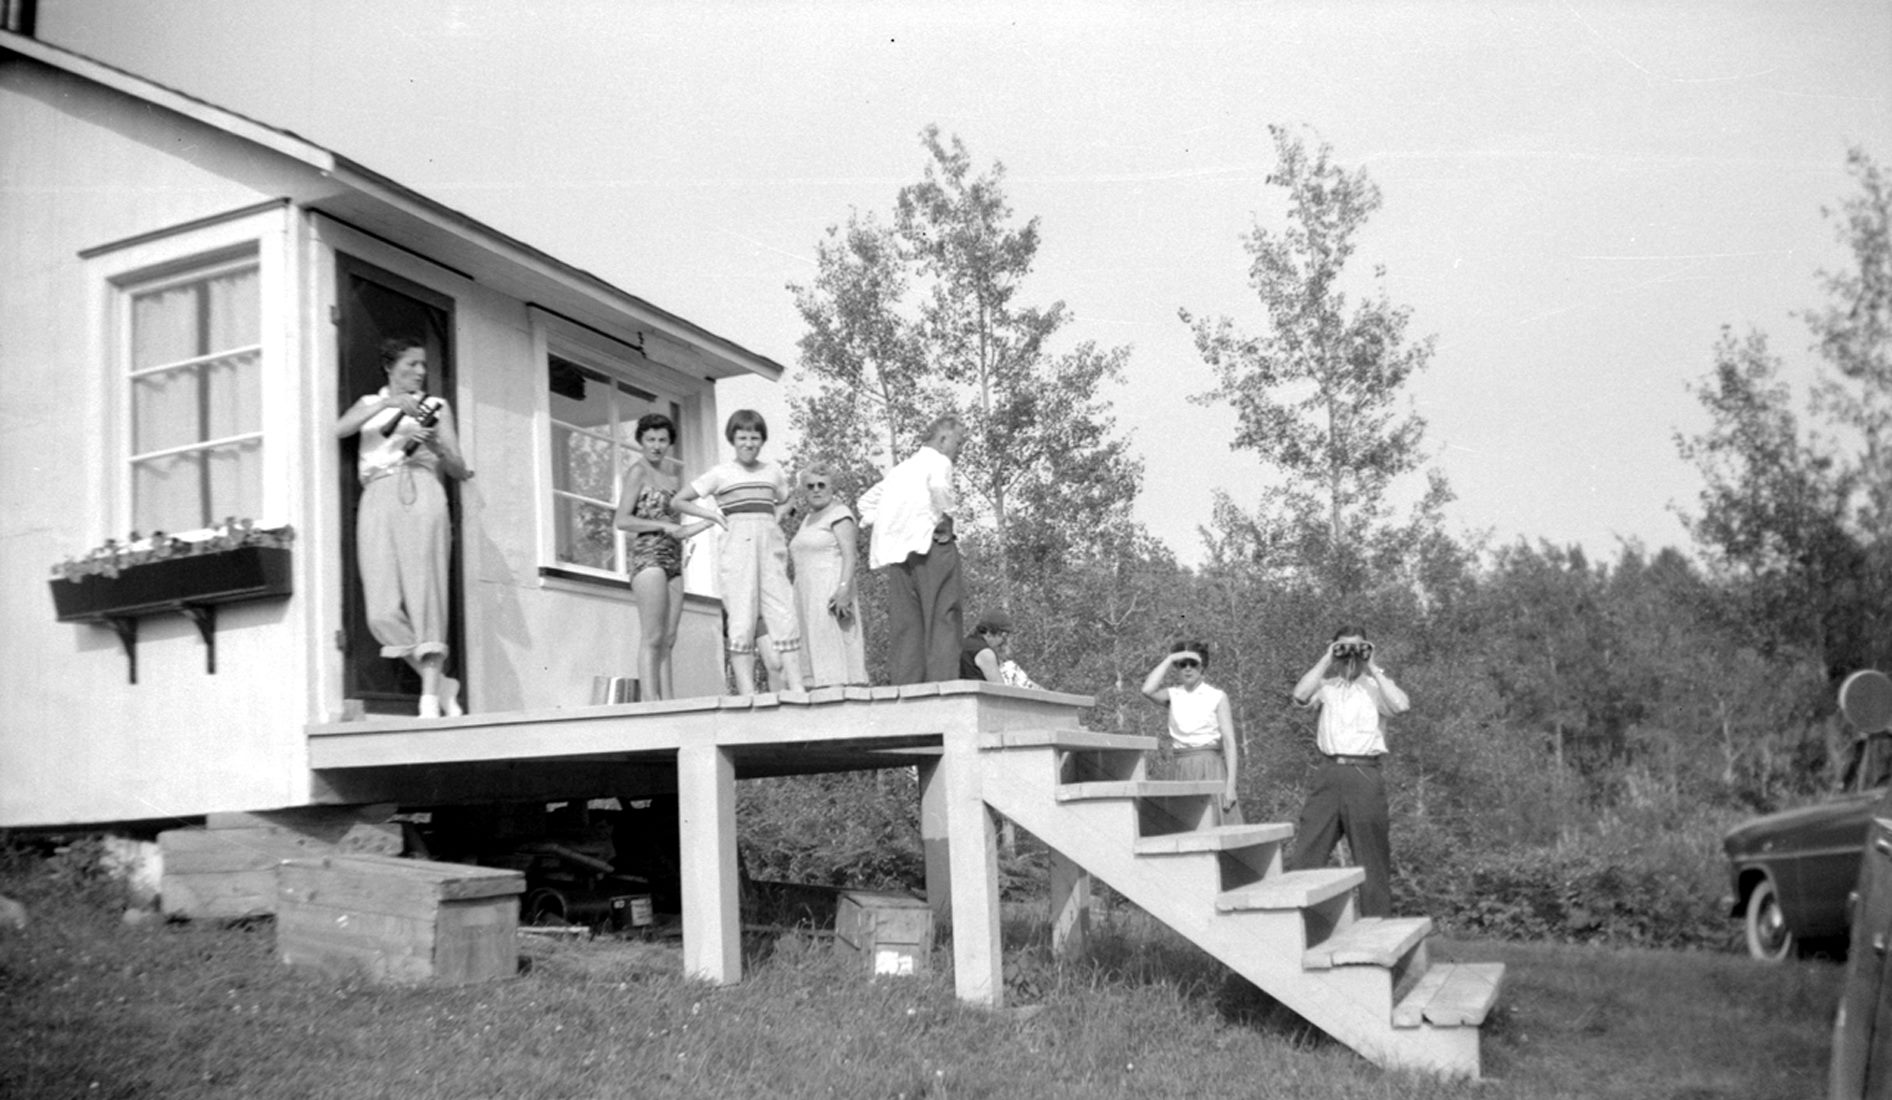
[1,28,787,382]
[1,29,336,170]
[326,156,785,382]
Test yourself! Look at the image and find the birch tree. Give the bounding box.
[788,126,1142,608]
[1181,124,1446,594]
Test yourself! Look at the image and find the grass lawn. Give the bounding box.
[0,866,1840,1099]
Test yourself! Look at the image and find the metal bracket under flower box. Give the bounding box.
[48,546,293,683]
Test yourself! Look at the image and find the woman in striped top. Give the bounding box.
[673,410,807,694]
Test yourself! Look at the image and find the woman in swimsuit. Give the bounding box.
[614,413,711,700]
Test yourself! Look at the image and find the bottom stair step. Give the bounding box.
[1303,916,1432,969]
[1393,962,1506,1028]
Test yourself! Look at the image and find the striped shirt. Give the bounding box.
[691,460,788,516]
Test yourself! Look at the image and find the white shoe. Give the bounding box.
[440,676,464,717]
[417,694,442,718]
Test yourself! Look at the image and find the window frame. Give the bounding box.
[532,311,704,587]
[122,252,266,534]
[84,202,292,543]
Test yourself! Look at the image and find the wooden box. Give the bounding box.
[160,810,402,919]
[834,889,933,977]
[276,855,524,985]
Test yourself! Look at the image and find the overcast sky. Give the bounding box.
[36,0,1891,566]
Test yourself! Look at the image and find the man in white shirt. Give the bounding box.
[856,415,969,684]
[1287,626,1412,917]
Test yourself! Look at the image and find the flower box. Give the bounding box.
[49,545,293,623]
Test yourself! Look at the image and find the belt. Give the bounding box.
[1326,754,1383,767]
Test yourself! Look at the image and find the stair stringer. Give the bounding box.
[978,746,1482,1079]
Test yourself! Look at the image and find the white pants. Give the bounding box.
[356,469,449,662]
[718,514,799,655]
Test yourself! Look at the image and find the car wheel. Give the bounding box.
[1745,874,1795,961]
[524,888,568,926]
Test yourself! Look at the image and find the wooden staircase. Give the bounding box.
[977,726,1504,1079]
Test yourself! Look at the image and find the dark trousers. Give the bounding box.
[1288,759,1394,917]
[884,536,964,685]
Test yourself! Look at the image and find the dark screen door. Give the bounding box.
[335,255,464,713]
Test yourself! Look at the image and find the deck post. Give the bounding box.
[917,757,951,928]
[677,741,740,986]
[942,727,1002,1006]
[1048,850,1090,960]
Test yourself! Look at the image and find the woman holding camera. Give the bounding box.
[335,337,472,718]
[1141,640,1242,824]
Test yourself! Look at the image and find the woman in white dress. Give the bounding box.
[789,464,867,687]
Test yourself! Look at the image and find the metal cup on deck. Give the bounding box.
[589,676,640,705]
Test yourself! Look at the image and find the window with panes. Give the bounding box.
[124,253,263,535]
[547,353,681,575]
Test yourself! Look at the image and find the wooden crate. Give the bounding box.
[276,855,525,985]
[834,889,933,977]
[159,806,402,920]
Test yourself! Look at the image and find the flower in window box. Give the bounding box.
[51,521,296,584]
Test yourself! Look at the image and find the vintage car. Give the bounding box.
[1724,671,1892,961]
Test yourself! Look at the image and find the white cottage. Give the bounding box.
[0,28,778,829]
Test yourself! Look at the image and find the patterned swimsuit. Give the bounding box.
[628,485,683,579]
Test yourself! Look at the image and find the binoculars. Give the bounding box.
[1332,641,1374,661]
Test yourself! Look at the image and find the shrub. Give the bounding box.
[0,833,132,917]
[738,773,925,889]
[737,772,1052,899]
[1408,845,1735,952]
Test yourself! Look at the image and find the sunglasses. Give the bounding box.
[1173,658,1201,670]
[802,480,830,491]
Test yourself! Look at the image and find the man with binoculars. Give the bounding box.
[1287,627,1411,917]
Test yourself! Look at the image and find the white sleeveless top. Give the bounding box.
[1167,683,1227,751]
[356,388,443,485]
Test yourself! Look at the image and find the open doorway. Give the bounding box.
[334,255,465,715]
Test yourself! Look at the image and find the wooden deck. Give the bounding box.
[306,679,1097,1005]
[303,680,1502,1075]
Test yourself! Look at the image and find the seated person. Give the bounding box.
[960,610,1044,688]
[960,611,1013,681]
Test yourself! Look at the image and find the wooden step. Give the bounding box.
[1216,867,1364,911]
[1393,962,1506,1028]
[1304,916,1433,969]
[1056,779,1223,802]
[1134,822,1293,855]
[979,728,1158,752]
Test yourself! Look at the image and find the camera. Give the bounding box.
[400,398,441,457]
[1332,641,1373,661]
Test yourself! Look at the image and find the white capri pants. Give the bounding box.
[356,468,450,663]
[718,513,801,656]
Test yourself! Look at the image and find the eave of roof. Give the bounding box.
[0,29,785,382]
